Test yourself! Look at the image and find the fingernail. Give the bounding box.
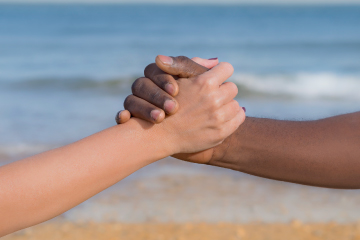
[165,83,175,95]
[158,55,173,65]
[208,57,218,60]
[150,109,161,121]
[242,107,246,113]
[115,110,122,124]
[164,99,176,114]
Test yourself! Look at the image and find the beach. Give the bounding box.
[5,222,360,240]
[3,158,360,239]
[1,4,360,239]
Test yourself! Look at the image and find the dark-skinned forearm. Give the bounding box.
[209,112,360,189]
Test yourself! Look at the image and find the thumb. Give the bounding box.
[191,57,219,69]
[155,55,209,78]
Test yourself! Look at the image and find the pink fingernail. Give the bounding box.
[164,99,176,114]
[158,55,173,65]
[150,109,161,121]
[208,57,218,60]
[242,107,246,113]
[165,83,175,95]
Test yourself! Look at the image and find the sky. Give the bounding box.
[1,0,360,4]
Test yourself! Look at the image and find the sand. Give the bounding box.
[3,158,360,239]
[5,222,360,240]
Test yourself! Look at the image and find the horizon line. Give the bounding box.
[1,1,360,5]
[1,3,360,5]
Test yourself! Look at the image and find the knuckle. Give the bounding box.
[212,111,224,124]
[124,95,135,109]
[219,62,234,76]
[212,98,222,109]
[231,99,240,111]
[205,78,215,87]
[158,74,174,88]
[144,63,157,76]
[150,88,162,102]
[228,82,239,96]
[199,77,216,89]
[150,87,173,108]
[175,55,190,63]
[209,77,219,87]
[131,77,145,93]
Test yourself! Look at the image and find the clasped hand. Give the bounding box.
[117,55,246,163]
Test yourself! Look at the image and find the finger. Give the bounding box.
[197,62,234,86]
[144,63,179,96]
[155,55,209,78]
[132,77,179,115]
[191,57,219,69]
[221,109,246,139]
[218,82,239,105]
[216,99,241,123]
[124,95,165,124]
[115,110,131,124]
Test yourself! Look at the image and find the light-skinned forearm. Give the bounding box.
[209,112,360,189]
[0,61,241,236]
[0,119,170,237]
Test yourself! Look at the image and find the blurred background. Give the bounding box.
[1,1,360,239]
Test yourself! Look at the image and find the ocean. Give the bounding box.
[1,4,360,225]
[1,4,360,156]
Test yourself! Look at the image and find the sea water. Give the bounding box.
[1,4,360,223]
[1,4,360,156]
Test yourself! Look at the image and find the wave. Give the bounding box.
[207,40,360,50]
[231,72,360,101]
[3,72,360,101]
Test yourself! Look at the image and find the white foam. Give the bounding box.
[231,72,360,100]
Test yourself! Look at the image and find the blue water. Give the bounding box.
[0,4,360,156]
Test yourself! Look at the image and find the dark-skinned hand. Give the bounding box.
[116,55,245,164]
[116,55,219,123]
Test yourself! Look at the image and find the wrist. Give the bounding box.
[207,117,251,171]
[208,133,233,164]
[207,124,247,171]
[126,118,177,160]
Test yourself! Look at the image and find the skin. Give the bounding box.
[0,63,245,237]
[117,56,219,124]
[120,55,360,189]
